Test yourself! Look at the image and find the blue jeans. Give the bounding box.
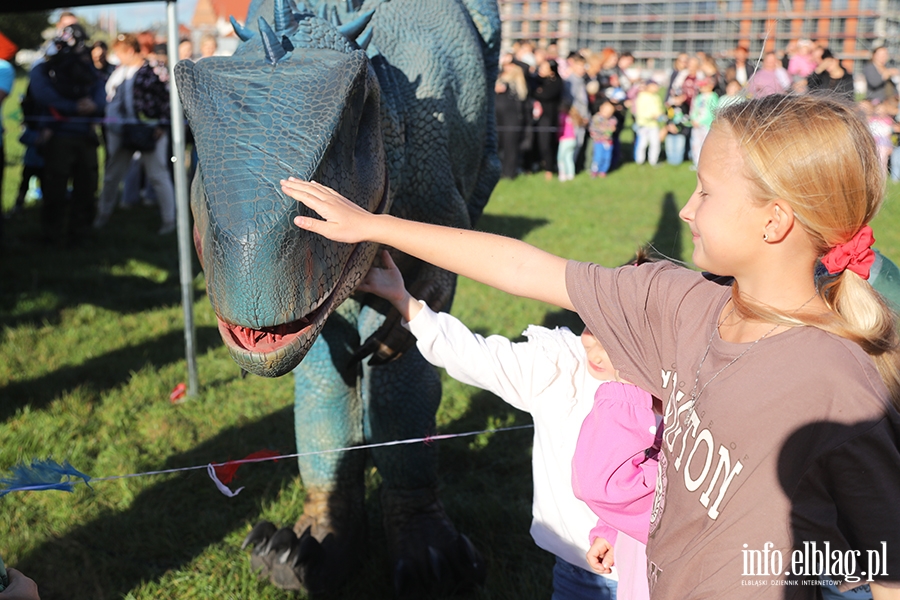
[592,141,613,175]
[552,556,617,600]
[557,138,577,179]
[821,583,872,599]
[665,133,685,166]
[891,146,900,182]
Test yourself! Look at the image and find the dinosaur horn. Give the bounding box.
[231,15,255,41]
[338,9,374,40]
[273,0,299,33]
[329,6,342,26]
[258,17,290,64]
[356,26,374,50]
[316,4,327,19]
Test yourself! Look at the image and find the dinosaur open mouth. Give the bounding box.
[218,303,324,353]
[215,176,389,357]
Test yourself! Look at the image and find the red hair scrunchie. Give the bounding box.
[821,225,876,280]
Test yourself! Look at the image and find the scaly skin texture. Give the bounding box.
[175,0,499,596]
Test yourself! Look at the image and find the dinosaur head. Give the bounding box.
[175,0,386,377]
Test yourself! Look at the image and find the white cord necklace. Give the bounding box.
[683,294,817,425]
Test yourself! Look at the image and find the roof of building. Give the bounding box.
[192,0,251,29]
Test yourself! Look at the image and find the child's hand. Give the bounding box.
[357,250,422,322]
[358,250,407,306]
[586,537,615,575]
[283,178,379,244]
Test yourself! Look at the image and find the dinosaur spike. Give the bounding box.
[346,0,355,13]
[273,0,299,33]
[230,15,255,41]
[356,26,374,50]
[338,9,374,40]
[258,17,290,64]
[329,6,341,26]
[316,4,327,19]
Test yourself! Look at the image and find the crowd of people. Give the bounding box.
[494,39,900,182]
[0,11,220,249]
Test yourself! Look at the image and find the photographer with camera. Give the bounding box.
[28,23,106,246]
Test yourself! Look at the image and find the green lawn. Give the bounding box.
[3,80,900,599]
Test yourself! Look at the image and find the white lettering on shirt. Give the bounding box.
[660,368,744,520]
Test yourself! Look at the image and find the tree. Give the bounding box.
[0,11,52,51]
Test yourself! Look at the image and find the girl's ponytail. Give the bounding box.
[820,267,900,404]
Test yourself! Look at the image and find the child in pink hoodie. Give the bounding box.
[571,332,659,600]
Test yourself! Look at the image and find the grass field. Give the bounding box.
[3,78,900,599]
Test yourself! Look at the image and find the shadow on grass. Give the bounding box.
[475,214,549,240]
[434,389,553,600]
[12,385,551,600]
[14,406,299,600]
[539,190,684,334]
[0,206,202,329]
[644,191,684,263]
[0,326,221,422]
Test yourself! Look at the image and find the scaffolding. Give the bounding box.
[499,0,898,72]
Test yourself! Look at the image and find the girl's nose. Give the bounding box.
[679,197,696,223]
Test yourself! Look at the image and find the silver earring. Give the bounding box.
[763,233,769,241]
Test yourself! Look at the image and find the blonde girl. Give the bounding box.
[281,94,900,599]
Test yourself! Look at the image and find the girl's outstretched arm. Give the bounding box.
[282,178,575,310]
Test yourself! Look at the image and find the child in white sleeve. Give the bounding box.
[358,249,653,600]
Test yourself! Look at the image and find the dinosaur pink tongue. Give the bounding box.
[220,317,312,352]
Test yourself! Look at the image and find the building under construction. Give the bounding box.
[500,0,900,72]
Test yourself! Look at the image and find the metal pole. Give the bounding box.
[166,0,199,397]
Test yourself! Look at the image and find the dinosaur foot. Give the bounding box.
[382,487,486,599]
[242,488,365,596]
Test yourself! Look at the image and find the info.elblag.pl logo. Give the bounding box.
[742,542,889,586]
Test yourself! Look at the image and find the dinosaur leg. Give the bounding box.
[243,307,366,596]
[359,305,486,598]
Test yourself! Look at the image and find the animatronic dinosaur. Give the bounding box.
[174,0,500,595]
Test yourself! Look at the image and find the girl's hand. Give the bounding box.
[586,538,615,575]
[283,178,377,244]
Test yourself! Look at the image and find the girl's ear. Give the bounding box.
[763,200,795,243]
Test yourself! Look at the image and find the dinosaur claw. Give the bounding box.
[255,527,305,591]
[383,488,487,597]
[266,527,298,555]
[349,336,379,364]
[243,489,366,594]
[458,533,487,585]
[427,545,447,581]
[393,557,422,599]
[368,342,403,366]
[294,530,324,565]
[242,521,277,551]
[244,521,279,576]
